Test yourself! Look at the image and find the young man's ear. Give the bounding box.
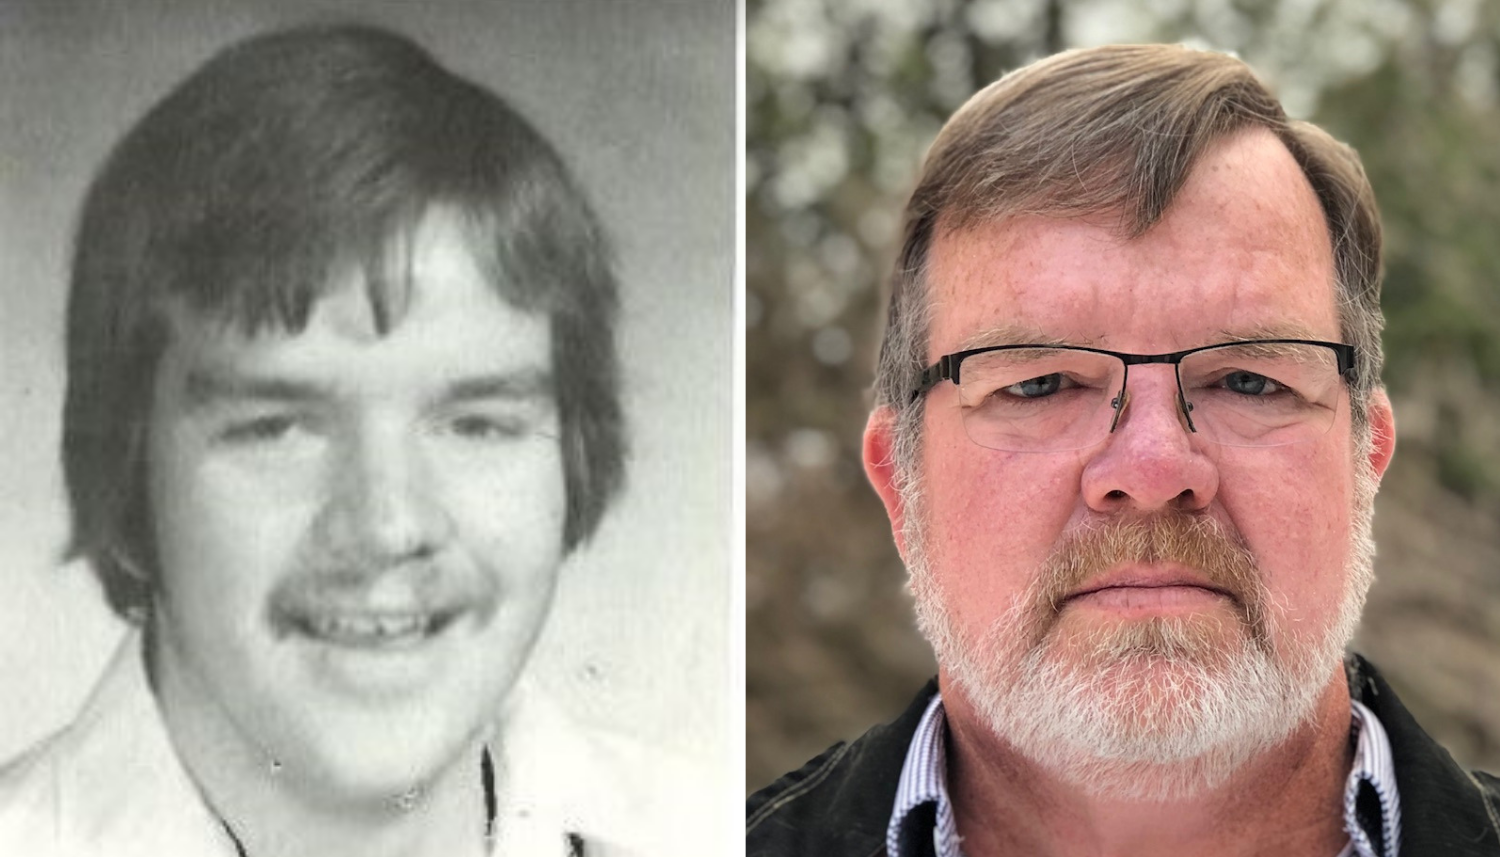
[863,405,910,560]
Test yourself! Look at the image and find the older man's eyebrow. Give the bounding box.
[1213,323,1329,343]
[957,324,1101,352]
[955,323,1334,356]
[1206,337,1341,367]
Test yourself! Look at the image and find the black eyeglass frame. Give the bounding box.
[910,338,1356,436]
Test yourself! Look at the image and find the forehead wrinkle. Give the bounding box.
[930,216,1148,352]
[1163,132,1338,309]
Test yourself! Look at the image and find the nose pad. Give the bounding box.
[1107,376,1198,436]
[1178,388,1198,433]
[1109,388,1130,433]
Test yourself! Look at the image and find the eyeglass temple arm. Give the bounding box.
[910,356,957,404]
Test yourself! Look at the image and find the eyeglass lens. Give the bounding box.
[954,343,1344,453]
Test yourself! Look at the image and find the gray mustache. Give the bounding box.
[1030,512,1267,643]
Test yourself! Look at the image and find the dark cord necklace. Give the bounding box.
[218,745,499,856]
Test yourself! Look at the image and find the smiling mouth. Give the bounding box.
[284,609,461,648]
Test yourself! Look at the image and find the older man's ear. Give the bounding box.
[1367,387,1396,483]
[863,405,910,561]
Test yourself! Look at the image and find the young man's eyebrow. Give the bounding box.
[440,370,556,403]
[180,367,556,409]
[181,368,332,408]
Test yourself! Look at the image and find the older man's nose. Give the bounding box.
[321,428,453,565]
[1082,368,1218,514]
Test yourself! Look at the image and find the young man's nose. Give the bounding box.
[1081,367,1219,514]
[319,426,454,565]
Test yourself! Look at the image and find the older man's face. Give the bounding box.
[145,210,567,803]
[872,129,1394,793]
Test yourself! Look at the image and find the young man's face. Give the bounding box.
[145,210,567,802]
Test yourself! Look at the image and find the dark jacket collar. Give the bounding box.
[748,677,936,856]
[748,657,1500,856]
[748,678,937,857]
[1345,653,1500,855]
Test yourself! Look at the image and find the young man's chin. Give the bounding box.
[272,715,487,809]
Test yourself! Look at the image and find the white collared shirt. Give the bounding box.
[888,691,1402,857]
[0,632,713,856]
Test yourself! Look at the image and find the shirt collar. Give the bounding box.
[888,691,1402,857]
[34,631,245,856]
[36,631,598,856]
[888,693,956,857]
[1345,698,1402,857]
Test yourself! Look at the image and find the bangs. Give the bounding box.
[168,195,591,339]
[103,23,611,336]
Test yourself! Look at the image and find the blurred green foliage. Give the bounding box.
[748,0,1500,791]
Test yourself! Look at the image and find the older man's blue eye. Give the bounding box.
[1007,374,1064,398]
[1224,371,1276,396]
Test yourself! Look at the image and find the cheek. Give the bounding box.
[440,450,567,660]
[149,449,313,634]
[438,445,568,570]
[1218,442,1355,629]
[919,414,1081,626]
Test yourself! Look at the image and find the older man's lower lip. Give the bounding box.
[1068,585,1229,612]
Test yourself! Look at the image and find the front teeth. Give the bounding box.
[309,613,431,641]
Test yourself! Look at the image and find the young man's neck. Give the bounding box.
[148,646,492,857]
[941,668,1355,857]
[194,741,491,857]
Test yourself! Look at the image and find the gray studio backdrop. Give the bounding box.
[0,0,734,777]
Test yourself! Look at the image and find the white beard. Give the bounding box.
[903,459,1377,801]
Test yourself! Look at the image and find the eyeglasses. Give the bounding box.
[911,339,1355,453]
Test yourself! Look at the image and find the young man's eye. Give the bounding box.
[448,414,528,441]
[216,414,303,445]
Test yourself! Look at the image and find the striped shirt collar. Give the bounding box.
[888,691,1401,857]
